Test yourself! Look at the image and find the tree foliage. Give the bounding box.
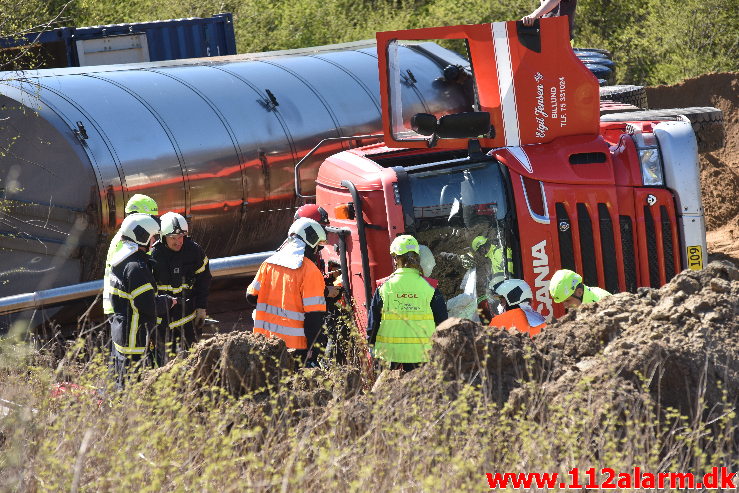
[2,0,738,84]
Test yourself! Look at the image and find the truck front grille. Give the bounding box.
[619,215,637,292]
[577,203,599,287]
[598,203,619,294]
[660,205,676,282]
[643,205,661,288]
[556,203,576,271]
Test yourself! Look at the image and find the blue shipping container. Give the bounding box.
[0,13,236,69]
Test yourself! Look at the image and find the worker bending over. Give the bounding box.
[246,218,327,365]
[549,269,611,310]
[151,212,212,359]
[367,235,448,372]
[489,279,546,337]
[109,214,176,388]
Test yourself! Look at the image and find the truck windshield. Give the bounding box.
[405,160,516,321]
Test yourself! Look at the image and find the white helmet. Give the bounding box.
[288,217,326,249]
[418,245,436,277]
[160,211,188,236]
[120,213,160,246]
[491,279,533,307]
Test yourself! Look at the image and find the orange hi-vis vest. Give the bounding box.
[489,306,546,338]
[247,248,326,349]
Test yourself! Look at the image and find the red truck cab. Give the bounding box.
[311,18,707,328]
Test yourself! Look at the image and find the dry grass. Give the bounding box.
[1,322,737,493]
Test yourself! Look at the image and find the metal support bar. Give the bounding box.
[0,251,275,315]
[294,134,382,199]
[340,180,373,311]
[325,226,352,307]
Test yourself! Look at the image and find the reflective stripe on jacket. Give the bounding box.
[375,268,436,364]
[489,305,546,338]
[484,244,514,274]
[103,230,124,315]
[109,249,161,356]
[247,254,326,349]
[151,237,212,329]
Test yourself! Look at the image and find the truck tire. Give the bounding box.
[600,107,725,153]
[574,47,612,58]
[599,85,648,109]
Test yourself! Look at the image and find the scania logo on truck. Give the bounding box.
[531,240,553,320]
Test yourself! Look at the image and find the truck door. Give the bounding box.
[375,17,600,150]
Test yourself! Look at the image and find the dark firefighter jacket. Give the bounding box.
[151,237,212,329]
[110,246,170,357]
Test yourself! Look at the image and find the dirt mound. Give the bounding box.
[537,261,739,416]
[397,261,739,419]
[430,317,540,403]
[647,73,739,232]
[145,331,295,398]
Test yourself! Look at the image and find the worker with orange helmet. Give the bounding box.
[367,235,448,371]
[246,218,327,365]
[489,278,546,337]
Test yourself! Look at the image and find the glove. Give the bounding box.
[194,308,207,328]
[460,253,475,270]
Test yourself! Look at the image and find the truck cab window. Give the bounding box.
[405,161,515,320]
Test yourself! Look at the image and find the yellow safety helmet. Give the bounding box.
[124,194,158,215]
[471,236,488,252]
[390,235,419,256]
[549,269,583,303]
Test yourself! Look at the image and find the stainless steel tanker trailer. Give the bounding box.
[0,40,471,323]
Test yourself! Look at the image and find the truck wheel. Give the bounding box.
[600,107,725,153]
[599,85,648,109]
[574,47,612,58]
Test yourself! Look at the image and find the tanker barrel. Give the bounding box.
[0,250,275,315]
[0,39,471,323]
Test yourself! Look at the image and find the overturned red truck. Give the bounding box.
[307,18,714,326]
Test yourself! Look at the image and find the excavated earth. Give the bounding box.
[647,72,739,264]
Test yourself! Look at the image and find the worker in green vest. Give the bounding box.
[102,194,159,317]
[469,235,514,275]
[367,235,448,371]
[549,269,611,310]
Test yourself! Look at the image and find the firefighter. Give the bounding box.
[246,218,327,365]
[294,204,329,226]
[109,214,175,388]
[367,235,448,372]
[549,269,611,310]
[151,212,212,359]
[489,279,546,337]
[102,194,159,318]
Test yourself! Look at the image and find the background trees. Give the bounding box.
[2,0,738,84]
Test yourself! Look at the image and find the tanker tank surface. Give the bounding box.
[0,40,470,303]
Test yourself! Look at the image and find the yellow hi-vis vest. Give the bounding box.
[484,244,514,274]
[375,268,436,364]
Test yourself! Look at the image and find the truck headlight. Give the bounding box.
[632,131,664,186]
[639,148,664,186]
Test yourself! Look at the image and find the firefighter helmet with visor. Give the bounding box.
[120,213,160,246]
[492,279,533,307]
[288,218,326,249]
[160,212,188,236]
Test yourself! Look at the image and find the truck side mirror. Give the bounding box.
[411,113,438,136]
[436,112,491,139]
